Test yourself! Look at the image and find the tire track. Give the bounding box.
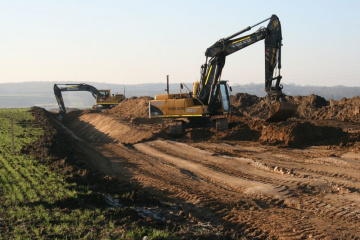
[131,140,360,239]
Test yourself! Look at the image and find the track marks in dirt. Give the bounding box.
[61,109,360,239]
[156,140,360,237]
[135,140,295,199]
[76,137,360,239]
[129,140,360,239]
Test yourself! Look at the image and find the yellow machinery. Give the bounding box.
[150,80,231,133]
[54,83,125,119]
[96,89,125,108]
[149,15,297,134]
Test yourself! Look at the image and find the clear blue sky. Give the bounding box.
[1,0,359,87]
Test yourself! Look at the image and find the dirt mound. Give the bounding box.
[63,110,164,144]
[231,93,360,123]
[230,93,269,119]
[291,94,328,119]
[107,96,151,120]
[59,94,359,148]
[318,97,360,122]
[183,117,349,147]
[260,120,348,147]
[291,95,360,122]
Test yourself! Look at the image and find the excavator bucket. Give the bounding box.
[266,101,298,122]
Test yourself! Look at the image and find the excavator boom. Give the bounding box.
[197,14,296,121]
[53,83,125,120]
[149,14,297,135]
[54,83,98,119]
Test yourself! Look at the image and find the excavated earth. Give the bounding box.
[29,94,360,239]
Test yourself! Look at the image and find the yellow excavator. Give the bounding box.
[149,14,297,134]
[54,83,125,120]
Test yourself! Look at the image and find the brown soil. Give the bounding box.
[27,92,360,239]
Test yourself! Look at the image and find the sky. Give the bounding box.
[1,0,360,87]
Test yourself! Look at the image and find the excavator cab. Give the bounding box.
[213,81,231,115]
[96,90,110,102]
[96,90,125,108]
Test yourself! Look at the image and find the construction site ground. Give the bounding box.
[31,94,360,239]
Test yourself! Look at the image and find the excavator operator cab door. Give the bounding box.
[214,81,231,115]
[219,81,231,114]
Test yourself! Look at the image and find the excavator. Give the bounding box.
[149,14,297,134]
[54,83,125,120]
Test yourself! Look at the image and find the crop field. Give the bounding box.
[0,109,173,239]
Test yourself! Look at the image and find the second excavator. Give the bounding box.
[149,14,297,134]
[54,83,125,120]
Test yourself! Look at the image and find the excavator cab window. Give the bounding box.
[97,90,109,102]
[212,82,230,114]
[219,83,230,114]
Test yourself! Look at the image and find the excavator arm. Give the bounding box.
[196,15,284,113]
[53,83,98,119]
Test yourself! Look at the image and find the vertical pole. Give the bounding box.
[166,75,169,95]
[123,86,125,97]
[10,117,15,155]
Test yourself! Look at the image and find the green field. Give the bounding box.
[0,109,172,239]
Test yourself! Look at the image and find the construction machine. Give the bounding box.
[149,14,297,134]
[54,83,125,119]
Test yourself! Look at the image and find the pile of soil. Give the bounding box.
[73,93,356,148]
[291,94,328,120]
[107,96,151,120]
[230,93,269,120]
[317,97,360,122]
[259,120,348,146]
[231,93,360,123]
[106,93,359,126]
[58,94,360,148]
[227,93,359,146]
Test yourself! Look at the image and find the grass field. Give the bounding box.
[0,109,172,239]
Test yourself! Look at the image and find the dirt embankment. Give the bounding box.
[231,93,360,123]
[229,93,360,147]
[107,96,152,120]
[61,94,360,148]
[28,92,360,239]
[27,107,236,239]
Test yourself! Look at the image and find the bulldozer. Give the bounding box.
[149,14,297,135]
[54,83,125,120]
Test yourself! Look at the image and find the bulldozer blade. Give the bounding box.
[266,101,298,122]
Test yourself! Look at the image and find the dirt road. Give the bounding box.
[60,101,360,239]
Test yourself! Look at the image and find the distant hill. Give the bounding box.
[1,81,359,109]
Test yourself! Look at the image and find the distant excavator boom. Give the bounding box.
[54,83,125,120]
